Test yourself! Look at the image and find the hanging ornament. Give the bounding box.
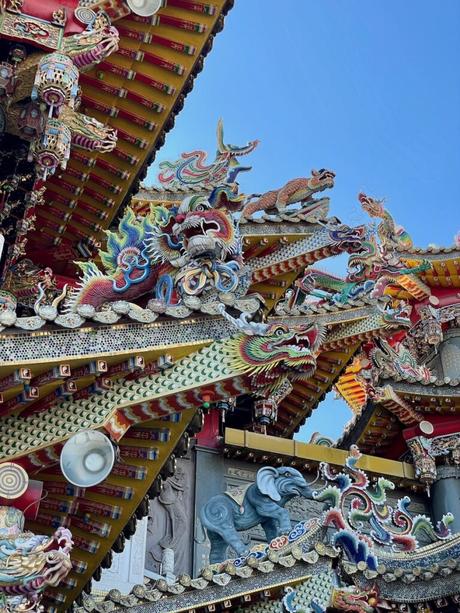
[29,118,71,180]
[32,53,80,113]
[253,398,278,427]
[424,317,443,347]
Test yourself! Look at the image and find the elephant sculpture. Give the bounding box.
[200,466,313,563]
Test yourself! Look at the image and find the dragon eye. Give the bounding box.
[275,328,284,336]
[284,471,290,477]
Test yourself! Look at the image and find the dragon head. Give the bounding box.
[224,312,325,390]
[64,22,119,68]
[172,195,240,260]
[346,238,379,282]
[379,302,412,328]
[40,526,73,587]
[332,586,378,612]
[216,118,259,160]
[309,168,336,192]
[358,192,385,218]
[42,550,73,587]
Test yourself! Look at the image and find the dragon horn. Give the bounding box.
[216,118,225,153]
[218,304,269,336]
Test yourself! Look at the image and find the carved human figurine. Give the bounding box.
[147,467,189,576]
[158,468,188,551]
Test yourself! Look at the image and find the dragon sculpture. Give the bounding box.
[64,190,258,319]
[0,311,327,450]
[295,268,375,306]
[315,445,452,555]
[158,119,259,189]
[273,267,415,327]
[241,170,335,221]
[49,106,117,152]
[358,193,413,251]
[220,307,325,398]
[0,505,73,611]
[282,582,378,613]
[330,587,378,613]
[344,193,431,298]
[346,235,430,298]
[368,336,432,384]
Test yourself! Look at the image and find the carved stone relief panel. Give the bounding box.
[145,456,195,577]
[221,460,325,557]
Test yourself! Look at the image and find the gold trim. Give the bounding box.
[224,428,416,481]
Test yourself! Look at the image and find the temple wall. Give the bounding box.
[143,444,431,579]
[93,518,148,594]
[439,329,460,379]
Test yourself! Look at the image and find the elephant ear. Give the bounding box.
[256,467,280,501]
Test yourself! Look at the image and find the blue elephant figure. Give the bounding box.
[200,466,313,563]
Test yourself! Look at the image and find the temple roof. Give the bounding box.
[74,542,460,613]
[338,380,460,457]
[25,0,235,270]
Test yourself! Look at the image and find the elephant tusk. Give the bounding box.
[306,469,321,490]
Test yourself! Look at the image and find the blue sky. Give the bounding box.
[147,0,460,440]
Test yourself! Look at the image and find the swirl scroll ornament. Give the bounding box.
[0,462,29,499]
[314,445,453,562]
[74,6,97,26]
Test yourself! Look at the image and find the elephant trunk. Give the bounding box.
[298,484,312,498]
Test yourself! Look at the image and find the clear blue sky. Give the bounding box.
[147,0,460,440]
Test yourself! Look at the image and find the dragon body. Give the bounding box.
[158,119,259,189]
[342,194,432,299]
[297,268,375,305]
[0,506,73,611]
[315,446,452,554]
[66,209,175,312]
[369,337,432,383]
[358,193,412,251]
[0,315,325,454]
[241,170,335,219]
